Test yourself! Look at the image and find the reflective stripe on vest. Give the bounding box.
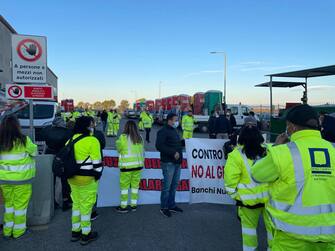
[119,137,143,168]
[76,158,102,172]
[270,142,335,215]
[0,153,28,161]
[0,163,34,172]
[269,142,335,235]
[238,149,267,200]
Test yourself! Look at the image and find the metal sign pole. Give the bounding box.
[29,99,35,142]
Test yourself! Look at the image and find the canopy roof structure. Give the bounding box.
[255,81,305,88]
[266,65,335,78]
[255,65,335,117]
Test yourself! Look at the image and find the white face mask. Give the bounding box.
[89,127,94,134]
[173,121,179,128]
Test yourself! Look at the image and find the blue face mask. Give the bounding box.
[173,121,179,128]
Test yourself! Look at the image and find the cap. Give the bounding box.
[285,104,319,129]
[244,116,257,126]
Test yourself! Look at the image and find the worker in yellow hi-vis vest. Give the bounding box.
[225,122,272,251]
[181,109,196,139]
[115,120,144,213]
[252,104,335,251]
[112,109,121,137]
[0,116,37,239]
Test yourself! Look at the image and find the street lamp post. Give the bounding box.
[210,51,227,110]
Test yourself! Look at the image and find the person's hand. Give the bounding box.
[174,152,180,160]
[275,133,290,145]
[26,43,37,56]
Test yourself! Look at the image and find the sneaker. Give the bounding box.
[91,211,99,221]
[160,209,172,217]
[115,206,129,214]
[71,231,81,242]
[80,231,98,246]
[131,206,137,212]
[169,206,183,213]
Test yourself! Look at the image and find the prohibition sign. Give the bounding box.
[16,39,43,62]
[8,85,23,98]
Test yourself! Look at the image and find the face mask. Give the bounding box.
[173,121,179,128]
[227,113,231,116]
[89,127,94,134]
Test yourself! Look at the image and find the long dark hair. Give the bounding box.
[73,116,91,136]
[123,120,142,144]
[238,125,266,160]
[0,115,27,152]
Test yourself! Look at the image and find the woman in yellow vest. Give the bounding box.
[0,115,37,239]
[115,120,144,213]
[225,123,272,251]
[112,109,121,137]
[67,116,103,245]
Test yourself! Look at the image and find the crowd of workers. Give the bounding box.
[0,104,334,250]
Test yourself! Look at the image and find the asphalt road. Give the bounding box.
[1,204,267,251]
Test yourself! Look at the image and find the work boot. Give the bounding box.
[80,231,98,246]
[91,211,99,221]
[160,209,172,217]
[115,206,129,214]
[71,231,81,242]
[170,206,183,213]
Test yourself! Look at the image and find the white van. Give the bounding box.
[17,101,58,142]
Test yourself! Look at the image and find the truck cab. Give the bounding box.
[227,104,251,127]
[16,101,58,143]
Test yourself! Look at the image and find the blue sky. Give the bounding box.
[2,0,335,105]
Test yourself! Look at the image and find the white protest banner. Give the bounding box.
[97,150,190,207]
[186,138,235,205]
[11,34,47,83]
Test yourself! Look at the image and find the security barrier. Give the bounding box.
[0,154,55,226]
[27,154,55,225]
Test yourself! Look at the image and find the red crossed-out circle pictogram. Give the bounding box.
[16,39,43,62]
[8,85,23,98]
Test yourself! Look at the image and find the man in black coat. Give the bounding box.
[156,113,184,217]
[208,111,217,139]
[41,116,73,210]
[214,111,232,139]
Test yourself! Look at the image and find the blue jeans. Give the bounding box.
[160,162,181,209]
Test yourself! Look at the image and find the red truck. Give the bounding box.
[193,92,205,115]
[61,99,74,112]
[178,94,191,112]
[155,98,162,111]
[145,100,155,112]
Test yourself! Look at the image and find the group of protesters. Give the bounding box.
[1,104,335,250]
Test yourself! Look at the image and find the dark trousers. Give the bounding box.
[145,128,151,142]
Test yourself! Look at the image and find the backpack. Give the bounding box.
[52,135,88,178]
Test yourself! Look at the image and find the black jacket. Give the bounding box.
[94,130,106,150]
[227,115,237,128]
[208,116,216,135]
[100,111,108,122]
[155,125,183,164]
[215,115,232,134]
[41,126,73,154]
